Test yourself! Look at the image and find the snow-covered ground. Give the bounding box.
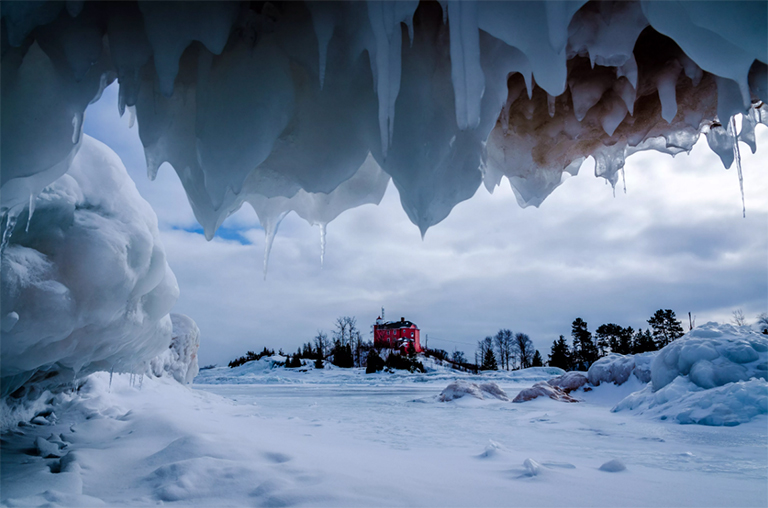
[2,357,766,507]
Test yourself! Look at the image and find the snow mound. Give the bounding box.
[547,371,589,392]
[588,352,658,386]
[1,136,179,400]
[599,459,626,472]
[148,314,201,385]
[513,382,580,403]
[522,458,542,477]
[613,323,768,425]
[439,381,510,402]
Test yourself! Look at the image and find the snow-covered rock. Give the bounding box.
[148,314,201,385]
[547,371,589,392]
[1,136,179,400]
[599,459,626,472]
[513,382,579,403]
[439,381,510,402]
[613,323,768,425]
[587,352,658,386]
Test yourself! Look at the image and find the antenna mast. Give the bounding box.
[381,307,385,321]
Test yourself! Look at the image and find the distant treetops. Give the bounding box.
[548,309,686,371]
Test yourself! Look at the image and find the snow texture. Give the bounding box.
[148,314,201,385]
[3,370,766,507]
[613,322,768,425]
[1,1,766,243]
[0,136,178,401]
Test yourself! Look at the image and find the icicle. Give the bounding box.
[319,222,327,269]
[448,0,484,130]
[127,105,136,129]
[620,166,627,194]
[71,113,81,143]
[307,3,335,90]
[262,211,289,280]
[109,366,114,391]
[25,193,36,232]
[1,210,18,254]
[731,117,745,218]
[547,94,556,118]
[139,373,144,390]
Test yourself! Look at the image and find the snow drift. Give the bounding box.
[148,314,201,385]
[0,135,179,401]
[613,323,768,425]
[1,0,766,246]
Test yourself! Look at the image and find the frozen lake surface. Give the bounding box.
[2,368,766,507]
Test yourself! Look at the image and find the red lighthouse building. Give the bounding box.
[373,315,422,354]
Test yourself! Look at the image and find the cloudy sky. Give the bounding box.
[84,84,768,367]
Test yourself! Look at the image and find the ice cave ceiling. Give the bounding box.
[1,0,767,240]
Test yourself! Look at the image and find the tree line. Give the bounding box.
[548,309,685,371]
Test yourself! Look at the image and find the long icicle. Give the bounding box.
[731,116,745,218]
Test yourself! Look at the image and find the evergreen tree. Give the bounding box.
[548,335,571,370]
[647,309,684,348]
[595,324,634,355]
[331,343,354,368]
[481,347,498,370]
[571,318,598,370]
[365,349,385,373]
[451,349,466,364]
[531,350,544,367]
[314,357,324,369]
[632,328,657,353]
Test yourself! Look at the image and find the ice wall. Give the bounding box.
[0,136,179,400]
[1,1,766,239]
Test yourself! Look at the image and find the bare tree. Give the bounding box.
[314,331,329,358]
[515,333,534,369]
[731,309,747,327]
[494,329,513,370]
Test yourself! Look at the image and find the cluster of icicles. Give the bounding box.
[1,1,766,272]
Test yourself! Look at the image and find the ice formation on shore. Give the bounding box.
[0,136,178,401]
[1,1,766,242]
[148,314,201,385]
[612,323,768,425]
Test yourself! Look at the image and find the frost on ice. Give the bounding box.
[1,0,766,240]
[0,136,179,402]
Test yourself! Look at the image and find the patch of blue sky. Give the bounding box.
[173,225,258,245]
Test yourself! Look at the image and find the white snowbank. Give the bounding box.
[148,314,201,385]
[1,1,765,244]
[613,323,768,425]
[587,351,657,386]
[439,381,510,402]
[0,136,179,400]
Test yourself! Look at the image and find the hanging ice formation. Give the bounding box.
[1,1,767,246]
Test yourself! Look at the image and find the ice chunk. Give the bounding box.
[588,352,658,386]
[447,0,485,130]
[522,458,542,477]
[148,314,201,385]
[1,136,178,399]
